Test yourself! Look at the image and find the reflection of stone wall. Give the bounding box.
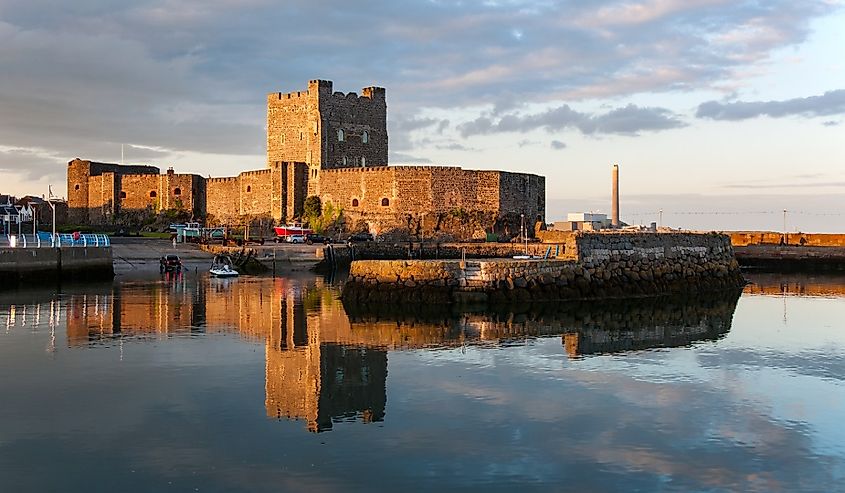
[265,342,386,433]
[743,272,845,297]
[59,276,742,436]
[264,295,387,432]
[345,290,741,356]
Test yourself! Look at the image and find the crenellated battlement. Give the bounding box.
[319,165,459,174]
[267,80,383,103]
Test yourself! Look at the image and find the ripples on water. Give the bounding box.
[0,272,844,492]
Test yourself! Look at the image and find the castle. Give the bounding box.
[67,80,545,239]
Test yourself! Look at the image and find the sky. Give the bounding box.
[0,0,843,231]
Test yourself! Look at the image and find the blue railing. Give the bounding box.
[2,233,111,248]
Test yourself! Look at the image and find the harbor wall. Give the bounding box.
[0,247,114,287]
[729,232,845,247]
[343,232,744,304]
[317,241,567,272]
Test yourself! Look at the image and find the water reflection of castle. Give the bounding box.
[59,275,742,432]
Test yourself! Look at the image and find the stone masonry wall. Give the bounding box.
[204,163,307,226]
[206,177,240,225]
[266,80,388,170]
[322,86,388,169]
[316,166,545,239]
[67,158,160,224]
[67,158,207,225]
[267,81,324,167]
[238,169,274,217]
[343,232,744,304]
[116,174,159,213]
[499,172,546,222]
[85,173,115,224]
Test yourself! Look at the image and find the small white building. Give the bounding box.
[552,212,612,232]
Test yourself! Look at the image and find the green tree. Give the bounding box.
[304,195,322,220]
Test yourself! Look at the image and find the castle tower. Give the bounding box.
[266,80,388,171]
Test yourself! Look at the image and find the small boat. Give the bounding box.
[210,255,239,277]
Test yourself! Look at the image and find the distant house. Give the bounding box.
[14,195,68,229]
[1,199,21,235]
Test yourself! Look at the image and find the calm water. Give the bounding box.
[1,272,844,492]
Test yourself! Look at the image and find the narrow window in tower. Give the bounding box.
[150,191,157,198]
[381,198,389,207]
[337,129,345,142]
[361,157,366,167]
[246,186,252,193]
[74,184,80,190]
[120,191,127,199]
[342,156,348,166]
[351,198,359,207]
[299,131,303,141]
[362,131,369,144]
[279,133,285,145]
[174,188,181,196]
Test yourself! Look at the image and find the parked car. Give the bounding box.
[347,232,374,244]
[159,254,182,273]
[305,233,330,245]
[287,234,306,244]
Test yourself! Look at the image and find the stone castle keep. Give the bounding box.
[67,80,545,239]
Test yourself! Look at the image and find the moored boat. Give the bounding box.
[210,254,239,277]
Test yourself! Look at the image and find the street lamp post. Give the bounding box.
[520,213,527,255]
[46,188,57,247]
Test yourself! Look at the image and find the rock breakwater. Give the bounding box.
[342,232,745,304]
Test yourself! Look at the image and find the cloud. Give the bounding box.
[722,181,845,190]
[0,0,839,195]
[696,89,845,121]
[550,140,567,150]
[458,104,686,137]
[822,120,841,127]
[0,146,70,182]
[389,152,432,164]
[388,114,450,151]
[434,142,479,152]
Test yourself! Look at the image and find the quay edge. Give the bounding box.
[342,231,746,305]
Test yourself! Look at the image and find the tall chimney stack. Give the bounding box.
[611,164,620,228]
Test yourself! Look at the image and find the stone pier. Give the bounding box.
[342,231,745,304]
[0,247,114,287]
